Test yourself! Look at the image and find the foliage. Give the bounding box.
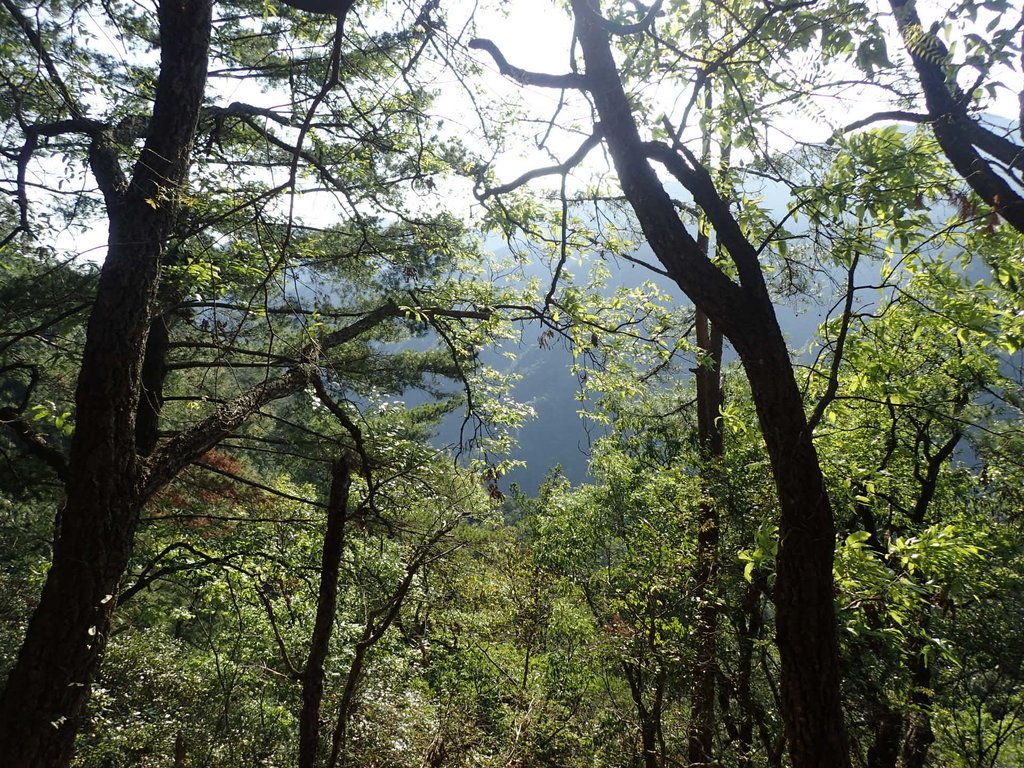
[1,0,1024,765]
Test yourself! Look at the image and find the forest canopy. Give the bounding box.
[0,0,1022,766]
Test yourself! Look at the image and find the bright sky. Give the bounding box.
[462,0,1022,162]
[48,0,1023,261]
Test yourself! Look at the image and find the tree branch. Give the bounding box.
[643,137,766,297]
[829,110,930,142]
[117,542,241,606]
[0,407,69,482]
[468,39,590,90]
[807,252,860,433]
[143,366,314,497]
[143,304,404,497]
[193,459,327,508]
[476,127,605,199]
[601,0,663,35]
[0,0,83,118]
[213,101,295,127]
[888,0,1024,231]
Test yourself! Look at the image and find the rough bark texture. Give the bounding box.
[300,458,353,768]
[566,2,850,765]
[136,315,170,456]
[0,1,213,764]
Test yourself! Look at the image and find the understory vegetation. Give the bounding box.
[1,0,1023,766]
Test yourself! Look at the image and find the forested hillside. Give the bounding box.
[1,0,1022,766]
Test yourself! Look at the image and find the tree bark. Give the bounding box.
[136,315,170,457]
[867,709,903,768]
[899,643,934,768]
[887,0,1024,233]
[566,2,850,765]
[687,308,723,768]
[0,1,213,764]
[735,576,766,768]
[299,458,353,768]
[624,663,664,768]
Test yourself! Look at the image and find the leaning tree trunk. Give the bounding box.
[887,0,1024,234]
[567,2,850,765]
[0,1,213,764]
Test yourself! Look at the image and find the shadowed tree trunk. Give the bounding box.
[900,644,934,768]
[624,662,665,768]
[0,1,214,763]
[299,457,354,768]
[0,6,400,764]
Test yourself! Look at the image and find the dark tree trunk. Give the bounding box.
[736,338,846,767]
[624,663,664,768]
[173,731,187,768]
[136,315,170,456]
[687,308,723,768]
[735,576,765,768]
[0,1,213,764]
[899,644,934,768]
[640,717,660,768]
[567,3,850,766]
[299,458,353,768]
[867,709,903,768]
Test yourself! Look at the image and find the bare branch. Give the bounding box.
[0,407,69,482]
[477,127,605,198]
[829,110,930,141]
[807,252,860,433]
[468,39,590,90]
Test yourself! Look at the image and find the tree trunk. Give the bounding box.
[735,576,765,768]
[299,458,353,768]
[640,717,660,768]
[136,315,170,457]
[867,709,903,768]
[899,644,934,768]
[568,3,850,765]
[687,308,723,768]
[0,1,213,764]
[737,338,846,767]
[887,0,1024,234]
[624,663,663,768]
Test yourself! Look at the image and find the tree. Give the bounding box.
[884,0,1024,233]
[472,1,852,763]
[0,0,508,763]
